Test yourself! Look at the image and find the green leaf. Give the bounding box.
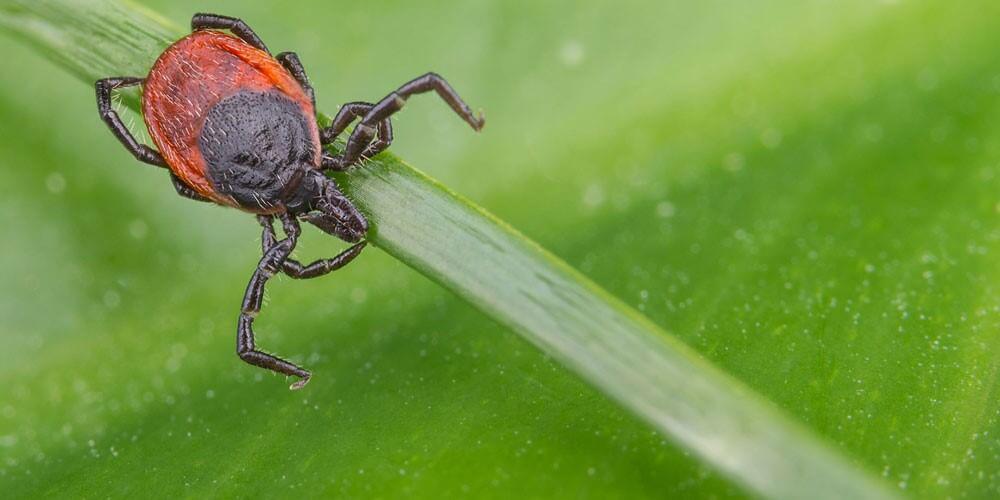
[4,0,995,498]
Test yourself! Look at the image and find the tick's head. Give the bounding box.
[284,169,368,243]
[279,167,322,213]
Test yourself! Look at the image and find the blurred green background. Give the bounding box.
[1,0,999,497]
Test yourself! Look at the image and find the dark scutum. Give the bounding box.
[198,90,317,211]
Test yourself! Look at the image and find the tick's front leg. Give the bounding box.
[239,214,311,389]
[258,215,367,279]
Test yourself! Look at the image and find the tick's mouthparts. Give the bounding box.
[277,167,307,201]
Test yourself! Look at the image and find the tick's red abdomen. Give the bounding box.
[142,30,319,206]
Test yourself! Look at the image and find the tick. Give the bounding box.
[96,13,484,389]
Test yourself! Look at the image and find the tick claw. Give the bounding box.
[289,375,311,390]
[473,110,486,131]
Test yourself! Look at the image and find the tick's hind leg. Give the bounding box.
[276,52,315,108]
[96,77,167,167]
[192,13,269,53]
[323,72,484,171]
[238,214,311,389]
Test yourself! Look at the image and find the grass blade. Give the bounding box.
[0,1,897,497]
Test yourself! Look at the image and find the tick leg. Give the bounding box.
[276,52,315,108]
[192,13,269,54]
[321,102,374,144]
[172,174,210,202]
[95,77,167,168]
[324,72,483,171]
[282,243,366,279]
[238,214,311,389]
[259,215,366,278]
[319,102,393,171]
